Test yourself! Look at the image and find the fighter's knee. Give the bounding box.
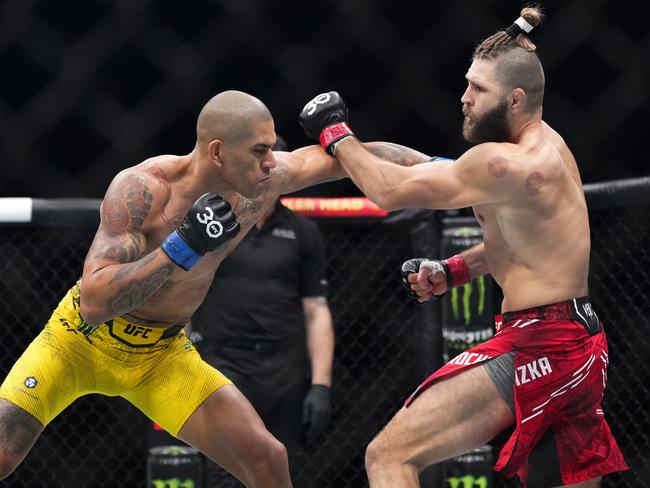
[260,436,289,470]
[366,429,423,476]
[246,434,289,481]
[0,451,20,480]
[365,433,390,472]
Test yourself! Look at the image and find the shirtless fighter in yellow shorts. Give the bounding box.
[0,90,384,487]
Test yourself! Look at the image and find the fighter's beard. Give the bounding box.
[464,100,510,144]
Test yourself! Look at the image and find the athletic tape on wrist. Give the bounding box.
[443,254,471,288]
[160,230,201,271]
[319,122,354,152]
[330,138,348,156]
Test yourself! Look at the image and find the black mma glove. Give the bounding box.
[160,192,240,270]
[299,91,355,155]
[302,384,332,442]
[401,255,471,301]
[401,258,427,300]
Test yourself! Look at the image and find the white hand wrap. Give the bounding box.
[419,259,446,276]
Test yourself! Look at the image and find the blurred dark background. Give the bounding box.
[1,0,648,200]
[1,2,649,487]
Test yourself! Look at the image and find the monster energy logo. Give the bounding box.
[151,478,195,488]
[442,327,493,344]
[444,226,486,326]
[446,474,488,488]
[160,447,187,456]
[445,226,482,249]
[450,276,486,325]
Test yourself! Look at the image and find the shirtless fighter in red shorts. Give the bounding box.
[299,6,628,488]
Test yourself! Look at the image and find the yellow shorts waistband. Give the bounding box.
[105,316,184,348]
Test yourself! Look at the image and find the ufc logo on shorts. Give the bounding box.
[196,207,224,238]
[515,357,553,386]
[124,324,152,338]
[303,93,331,116]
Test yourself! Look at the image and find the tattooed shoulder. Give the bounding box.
[102,170,157,235]
[89,170,160,263]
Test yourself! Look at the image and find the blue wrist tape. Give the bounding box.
[429,156,455,163]
[160,230,201,270]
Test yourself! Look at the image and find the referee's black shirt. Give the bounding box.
[192,202,328,343]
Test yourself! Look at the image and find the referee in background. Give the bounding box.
[191,136,335,487]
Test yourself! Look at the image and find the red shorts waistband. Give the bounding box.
[495,296,602,335]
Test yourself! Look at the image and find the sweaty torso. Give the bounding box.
[114,155,292,328]
[472,122,590,312]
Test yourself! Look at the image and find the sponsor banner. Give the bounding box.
[444,445,494,488]
[147,446,203,488]
[441,226,495,361]
[280,197,388,217]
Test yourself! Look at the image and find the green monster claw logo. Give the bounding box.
[450,276,486,325]
[151,479,195,488]
[447,227,487,326]
[446,474,488,488]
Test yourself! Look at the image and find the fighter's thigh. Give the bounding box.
[0,327,92,427]
[123,337,234,435]
[177,384,282,477]
[376,364,514,467]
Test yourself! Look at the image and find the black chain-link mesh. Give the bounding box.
[295,222,419,487]
[1,1,647,199]
[0,202,648,487]
[0,227,147,488]
[588,205,650,488]
[0,220,419,488]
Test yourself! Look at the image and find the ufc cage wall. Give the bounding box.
[0,177,648,488]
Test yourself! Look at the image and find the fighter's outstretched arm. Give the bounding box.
[298,91,514,211]
[339,137,514,211]
[277,142,433,195]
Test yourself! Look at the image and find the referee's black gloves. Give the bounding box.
[302,384,331,442]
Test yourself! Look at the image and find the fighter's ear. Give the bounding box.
[208,139,223,166]
[509,88,526,113]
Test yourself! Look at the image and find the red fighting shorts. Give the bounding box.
[405,297,628,487]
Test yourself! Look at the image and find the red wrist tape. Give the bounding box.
[443,254,470,288]
[319,122,354,151]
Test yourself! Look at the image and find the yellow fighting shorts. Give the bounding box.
[0,282,232,436]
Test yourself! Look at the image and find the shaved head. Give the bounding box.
[494,49,545,111]
[196,90,273,145]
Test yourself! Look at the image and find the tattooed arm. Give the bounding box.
[79,170,176,326]
[362,142,434,167]
[332,139,518,211]
[274,145,344,194]
[277,142,434,194]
